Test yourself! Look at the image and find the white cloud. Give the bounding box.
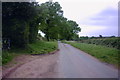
[52,0,119,23]
[79,25,107,37]
[81,9,118,29]
[79,25,118,37]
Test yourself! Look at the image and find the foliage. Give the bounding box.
[28,41,58,54]
[2,51,15,65]
[79,37,120,49]
[2,2,39,48]
[2,41,58,64]
[79,36,89,40]
[2,47,31,65]
[39,2,81,41]
[3,2,81,48]
[66,42,119,66]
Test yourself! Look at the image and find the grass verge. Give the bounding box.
[2,51,18,65]
[28,41,58,54]
[65,41,119,66]
[2,41,58,65]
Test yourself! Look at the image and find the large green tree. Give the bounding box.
[38,2,63,41]
[2,2,39,48]
[39,1,80,41]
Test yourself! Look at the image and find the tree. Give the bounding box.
[3,1,81,49]
[2,2,39,48]
[39,2,63,41]
[38,2,81,41]
[99,35,102,38]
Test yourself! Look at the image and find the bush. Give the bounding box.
[2,41,58,64]
[2,51,14,65]
[79,38,120,49]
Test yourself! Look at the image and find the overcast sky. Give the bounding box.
[37,0,119,37]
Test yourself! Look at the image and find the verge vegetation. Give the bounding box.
[2,41,58,65]
[65,41,119,66]
[79,37,120,49]
[28,41,58,54]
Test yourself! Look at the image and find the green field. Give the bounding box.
[2,41,58,65]
[65,41,119,66]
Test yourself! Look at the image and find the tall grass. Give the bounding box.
[28,41,58,54]
[2,41,58,65]
[2,51,17,65]
[66,42,119,66]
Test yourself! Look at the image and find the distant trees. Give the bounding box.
[79,35,117,40]
[79,36,89,41]
[99,35,102,38]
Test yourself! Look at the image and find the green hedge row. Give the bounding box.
[79,38,120,49]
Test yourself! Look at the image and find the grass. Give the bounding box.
[2,51,17,65]
[2,41,58,65]
[65,41,119,66]
[28,41,58,54]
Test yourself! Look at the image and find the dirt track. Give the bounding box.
[2,42,118,78]
[2,53,59,78]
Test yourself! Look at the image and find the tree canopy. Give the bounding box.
[39,2,81,41]
[2,1,81,48]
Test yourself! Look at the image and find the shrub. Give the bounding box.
[79,38,120,49]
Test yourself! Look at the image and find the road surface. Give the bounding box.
[3,42,118,78]
[57,42,118,78]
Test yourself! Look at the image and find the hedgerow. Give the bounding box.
[79,38,120,49]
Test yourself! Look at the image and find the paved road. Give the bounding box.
[3,42,118,78]
[57,42,118,78]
